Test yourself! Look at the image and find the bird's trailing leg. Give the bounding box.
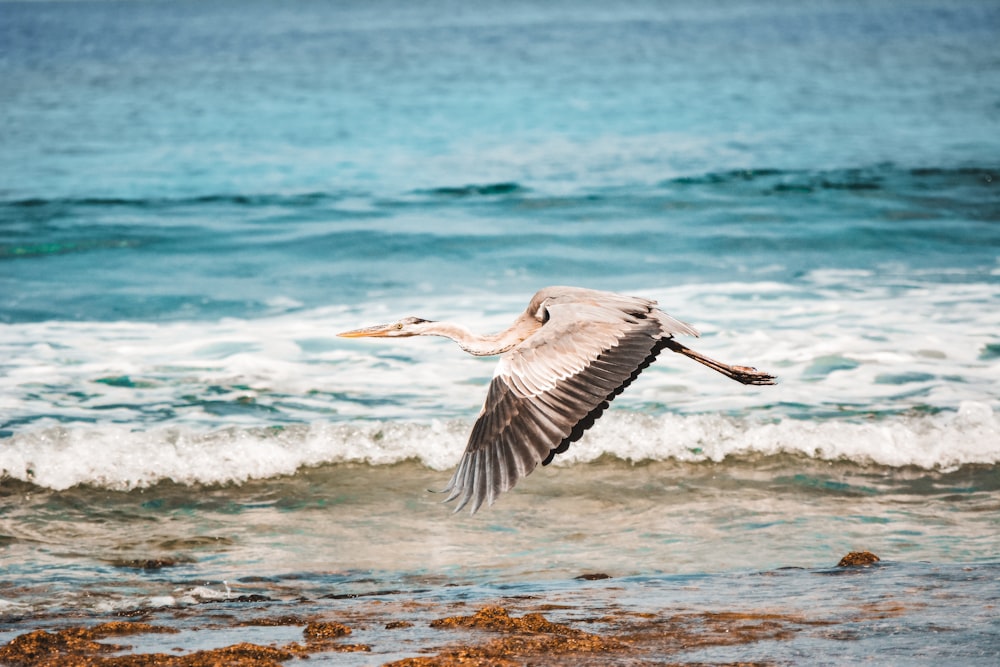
[661,338,776,385]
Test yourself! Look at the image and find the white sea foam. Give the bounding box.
[1,278,998,428]
[1,277,997,490]
[2,404,997,491]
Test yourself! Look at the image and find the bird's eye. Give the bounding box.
[395,323,403,330]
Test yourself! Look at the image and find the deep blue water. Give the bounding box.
[2,166,999,323]
[2,0,999,323]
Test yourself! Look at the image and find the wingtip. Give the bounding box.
[438,480,490,515]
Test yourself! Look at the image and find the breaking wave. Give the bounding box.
[2,403,996,491]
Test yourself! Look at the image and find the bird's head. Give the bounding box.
[337,316,433,339]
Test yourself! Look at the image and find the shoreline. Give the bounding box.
[4,553,998,665]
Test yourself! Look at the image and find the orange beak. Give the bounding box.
[336,323,396,338]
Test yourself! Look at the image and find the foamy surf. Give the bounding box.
[2,404,996,491]
[1,277,997,432]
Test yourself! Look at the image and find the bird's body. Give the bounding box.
[338,286,775,513]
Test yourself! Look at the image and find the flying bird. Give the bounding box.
[338,286,775,513]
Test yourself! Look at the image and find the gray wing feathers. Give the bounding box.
[443,287,693,513]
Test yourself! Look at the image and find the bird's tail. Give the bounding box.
[661,338,776,385]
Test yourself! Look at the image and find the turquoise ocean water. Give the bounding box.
[2,0,999,662]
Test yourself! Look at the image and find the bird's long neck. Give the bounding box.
[417,320,534,357]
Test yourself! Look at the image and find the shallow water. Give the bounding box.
[2,0,999,662]
[2,477,999,664]
[2,459,998,615]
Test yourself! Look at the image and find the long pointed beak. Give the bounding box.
[337,323,395,338]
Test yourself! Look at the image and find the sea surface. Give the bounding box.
[1,0,999,663]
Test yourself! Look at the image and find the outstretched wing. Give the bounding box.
[442,287,696,513]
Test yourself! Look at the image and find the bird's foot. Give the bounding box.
[731,365,777,385]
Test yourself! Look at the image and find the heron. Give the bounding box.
[338,286,775,513]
